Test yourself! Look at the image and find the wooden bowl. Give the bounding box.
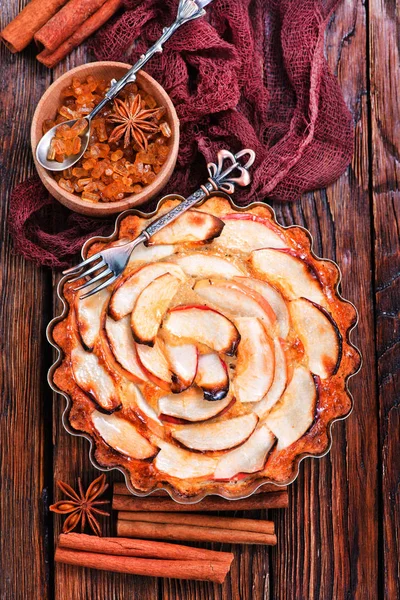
[31,61,179,216]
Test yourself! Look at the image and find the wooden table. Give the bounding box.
[1,1,398,598]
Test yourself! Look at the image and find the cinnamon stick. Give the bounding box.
[112,491,289,512]
[1,0,68,53]
[37,0,122,68]
[117,519,277,545]
[35,0,109,52]
[59,533,233,563]
[113,482,286,496]
[118,511,275,535]
[55,547,232,583]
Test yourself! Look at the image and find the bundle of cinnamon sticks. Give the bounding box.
[1,0,122,68]
[55,484,289,582]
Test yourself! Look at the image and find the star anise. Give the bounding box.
[50,474,110,536]
[107,94,162,150]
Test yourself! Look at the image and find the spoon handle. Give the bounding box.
[89,0,209,120]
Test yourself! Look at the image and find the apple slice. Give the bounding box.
[214,213,287,252]
[265,365,316,449]
[92,410,156,458]
[120,382,162,426]
[164,343,198,393]
[104,315,147,382]
[71,344,121,412]
[195,353,229,401]
[214,424,275,479]
[193,279,276,328]
[148,210,225,245]
[158,386,233,422]
[254,337,287,418]
[250,248,326,305]
[75,287,110,350]
[289,298,342,378]
[136,339,172,391]
[173,253,244,278]
[163,306,240,356]
[131,273,181,345]
[127,243,176,267]
[172,413,258,451]
[155,441,218,479]
[233,318,275,403]
[234,277,290,339]
[109,262,185,320]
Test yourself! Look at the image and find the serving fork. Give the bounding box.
[63,148,256,298]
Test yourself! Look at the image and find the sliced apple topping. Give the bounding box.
[214,213,287,252]
[130,273,181,345]
[109,262,185,320]
[265,365,316,450]
[234,277,290,339]
[75,287,110,350]
[92,410,156,458]
[289,298,342,378]
[158,386,233,422]
[127,244,176,267]
[254,337,287,418]
[171,413,258,451]
[148,210,225,245]
[155,441,218,479]
[104,316,147,382]
[195,353,229,401]
[250,248,326,305]
[136,339,172,391]
[120,381,162,426]
[71,345,121,412]
[233,318,275,403]
[164,343,198,393]
[214,424,276,479]
[173,253,244,278]
[163,306,241,356]
[193,279,276,328]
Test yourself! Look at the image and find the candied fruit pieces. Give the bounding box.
[72,167,88,177]
[159,121,171,137]
[58,178,74,193]
[59,106,77,119]
[111,149,124,162]
[71,118,88,136]
[43,119,55,134]
[72,137,81,154]
[42,74,171,202]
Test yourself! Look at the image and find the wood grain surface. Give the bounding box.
[0,0,398,599]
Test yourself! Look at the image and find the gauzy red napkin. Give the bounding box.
[10,0,353,268]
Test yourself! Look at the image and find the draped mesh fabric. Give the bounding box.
[9,0,353,268]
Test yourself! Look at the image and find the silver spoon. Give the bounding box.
[36,0,213,172]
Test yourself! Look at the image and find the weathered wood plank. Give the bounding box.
[49,47,159,597]
[0,4,53,599]
[269,1,379,598]
[369,1,400,598]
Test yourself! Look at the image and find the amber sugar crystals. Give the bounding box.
[43,75,171,203]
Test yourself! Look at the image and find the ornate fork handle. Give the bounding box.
[143,149,256,241]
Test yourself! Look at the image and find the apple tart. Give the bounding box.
[50,195,361,499]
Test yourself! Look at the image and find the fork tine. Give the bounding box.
[74,267,112,291]
[67,259,106,283]
[62,252,101,276]
[79,274,117,299]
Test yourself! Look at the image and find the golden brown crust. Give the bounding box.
[50,195,361,498]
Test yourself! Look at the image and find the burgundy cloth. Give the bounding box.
[9,0,353,268]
